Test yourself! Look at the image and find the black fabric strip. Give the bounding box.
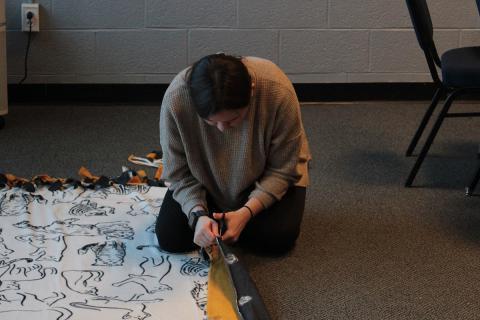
[217,239,271,320]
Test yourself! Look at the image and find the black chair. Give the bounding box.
[465,164,480,195]
[404,0,480,187]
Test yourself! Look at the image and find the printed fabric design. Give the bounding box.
[0,183,208,320]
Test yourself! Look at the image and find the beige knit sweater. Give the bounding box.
[160,57,311,215]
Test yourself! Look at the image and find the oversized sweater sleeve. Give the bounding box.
[160,90,208,216]
[249,86,303,208]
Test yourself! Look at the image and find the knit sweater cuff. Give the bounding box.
[249,189,276,209]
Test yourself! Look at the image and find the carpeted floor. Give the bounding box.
[1,101,480,319]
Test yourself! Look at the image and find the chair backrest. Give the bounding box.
[405,0,442,82]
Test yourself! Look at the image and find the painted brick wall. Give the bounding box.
[5,0,480,84]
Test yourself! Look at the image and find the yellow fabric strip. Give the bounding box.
[206,245,242,320]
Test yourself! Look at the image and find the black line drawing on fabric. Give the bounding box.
[14,218,135,240]
[142,213,158,234]
[51,188,86,204]
[0,189,47,216]
[0,229,14,256]
[96,222,135,240]
[136,244,170,254]
[112,255,173,294]
[70,300,151,320]
[0,259,58,298]
[15,234,67,262]
[180,257,209,277]
[0,292,72,320]
[62,268,171,320]
[0,258,56,282]
[0,258,34,275]
[0,279,20,292]
[0,279,59,294]
[191,281,208,312]
[0,264,58,298]
[0,291,65,305]
[124,198,163,216]
[78,240,126,266]
[68,199,115,216]
[87,184,151,199]
[63,268,172,308]
[0,258,68,319]
[0,302,72,320]
[62,270,104,296]
[145,221,156,233]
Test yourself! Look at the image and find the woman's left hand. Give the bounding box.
[212,208,251,244]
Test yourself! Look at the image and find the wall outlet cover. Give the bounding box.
[21,3,39,32]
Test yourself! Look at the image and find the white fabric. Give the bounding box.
[127,155,162,168]
[0,185,207,320]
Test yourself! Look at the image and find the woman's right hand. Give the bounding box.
[193,216,219,248]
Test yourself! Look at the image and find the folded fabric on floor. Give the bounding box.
[0,170,207,320]
[128,150,163,181]
[0,167,271,320]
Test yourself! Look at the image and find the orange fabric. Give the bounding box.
[78,166,98,181]
[32,175,66,184]
[146,152,159,161]
[5,174,28,188]
[128,176,143,184]
[206,246,242,320]
[154,166,163,181]
[137,170,147,180]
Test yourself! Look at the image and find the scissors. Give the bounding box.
[216,212,228,238]
[200,212,227,261]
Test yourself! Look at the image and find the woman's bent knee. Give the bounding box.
[156,236,195,253]
[155,214,197,253]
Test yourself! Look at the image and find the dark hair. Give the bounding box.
[187,53,252,118]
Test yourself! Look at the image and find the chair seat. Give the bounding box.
[442,46,480,87]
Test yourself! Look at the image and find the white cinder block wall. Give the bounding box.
[5,0,480,84]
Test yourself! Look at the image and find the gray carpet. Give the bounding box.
[1,101,480,319]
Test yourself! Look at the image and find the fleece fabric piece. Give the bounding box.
[0,185,207,320]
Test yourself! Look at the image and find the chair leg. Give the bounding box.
[406,86,444,157]
[465,164,480,196]
[405,90,458,187]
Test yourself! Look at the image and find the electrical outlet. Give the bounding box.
[21,3,40,32]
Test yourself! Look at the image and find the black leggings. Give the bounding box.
[155,186,306,255]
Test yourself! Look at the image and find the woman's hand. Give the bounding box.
[193,216,219,248]
[213,207,251,244]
